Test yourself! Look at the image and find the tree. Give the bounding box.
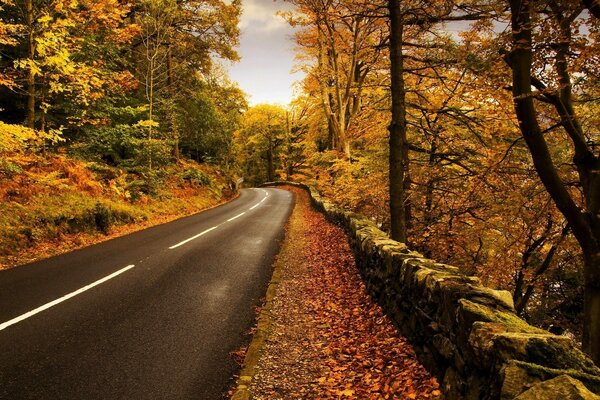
[387,0,408,242]
[236,104,287,184]
[1,0,137,134]
[505,0,600,362]
[132,0,240,166]
[285,0,387,159]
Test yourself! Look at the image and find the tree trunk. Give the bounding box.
[25,0,35,129]
[388,0,408,243]
[167,44,179,161]
[508,0,600,363]
[267,141,275,182]
[327,117,336,150]
[285,111,292,180]
[338,124,351,159]
[40,77,46,156]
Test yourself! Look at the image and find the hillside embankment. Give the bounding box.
[0,152,235,269]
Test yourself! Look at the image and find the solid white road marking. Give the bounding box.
[169,226,218,249]
[249,203,260,210]
[0,264,135,332]
[227,212,245,222]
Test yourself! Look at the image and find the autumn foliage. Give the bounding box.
[248,188,441,399]
[231,0,600,360]
[0,0,245,267]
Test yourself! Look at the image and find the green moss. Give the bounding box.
[460,300,544,334]
[510,360,600,394]
[524,337,600,375]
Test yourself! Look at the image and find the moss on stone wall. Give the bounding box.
[261,181,600,400]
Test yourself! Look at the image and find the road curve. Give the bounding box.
[0,188,294,399]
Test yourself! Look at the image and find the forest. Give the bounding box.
[1,0,599,364]
[0,0,245,265]
[235,0,600,364]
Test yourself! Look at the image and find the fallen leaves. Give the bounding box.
[247,187,441,399]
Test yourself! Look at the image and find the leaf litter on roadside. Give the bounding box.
[246,187,441,399]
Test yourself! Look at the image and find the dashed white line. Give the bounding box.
[227,212,246,222]
[0,190,277,332]
[169,226,218,249]
[0,264,135,332]
[169,192,269,250]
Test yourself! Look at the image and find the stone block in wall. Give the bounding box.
[514,375,600,400]
[492,333,600,375]
[500,361,600,398]
[433,333,457,360]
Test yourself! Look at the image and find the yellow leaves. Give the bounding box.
[0,123,37,153]
[37,14,54,25]
[337,388,355,397]
[135,119,160,129]
[0,123,63,153]
[15,58,42,77]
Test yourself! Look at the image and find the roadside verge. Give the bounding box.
[230,187,303,400]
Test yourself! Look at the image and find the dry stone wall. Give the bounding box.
[262,181,600,400]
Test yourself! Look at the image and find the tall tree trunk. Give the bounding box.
[422,137,437,257]
[167,44,179,161]
[267,141,275,182]
[338,125,350,159]
[285,111,292,180]
[388,0,408,243]
[327,117,336,150]
[25,0,35,129]
[147,55,154,170]
[508,0,600,363]
[40,77,46,156]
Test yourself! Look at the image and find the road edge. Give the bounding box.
[230,188,295,400]
[2,190,241,271]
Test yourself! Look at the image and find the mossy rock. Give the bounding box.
[465,285,515,312]
[468,320,599,377]
[504,361,600,396]
[459,300,544,335]
[515,375,600,400]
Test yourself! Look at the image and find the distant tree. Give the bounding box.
[236,104,287,184]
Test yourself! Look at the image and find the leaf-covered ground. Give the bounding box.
[246,187,441,399]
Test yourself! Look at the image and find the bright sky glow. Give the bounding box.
[227,0,303,106]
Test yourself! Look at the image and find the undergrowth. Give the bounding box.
[0,152,235,269]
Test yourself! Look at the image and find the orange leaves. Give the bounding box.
[247,187,441,400]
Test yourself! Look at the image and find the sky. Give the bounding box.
[227,0,303,106]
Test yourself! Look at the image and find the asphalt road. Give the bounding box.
[0,187,294,399]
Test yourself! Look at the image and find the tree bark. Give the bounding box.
[267,140,275,182]
[388,0,408,243]
[167,44,179,161]
[508,0,600,363]
[25,0,35,129]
